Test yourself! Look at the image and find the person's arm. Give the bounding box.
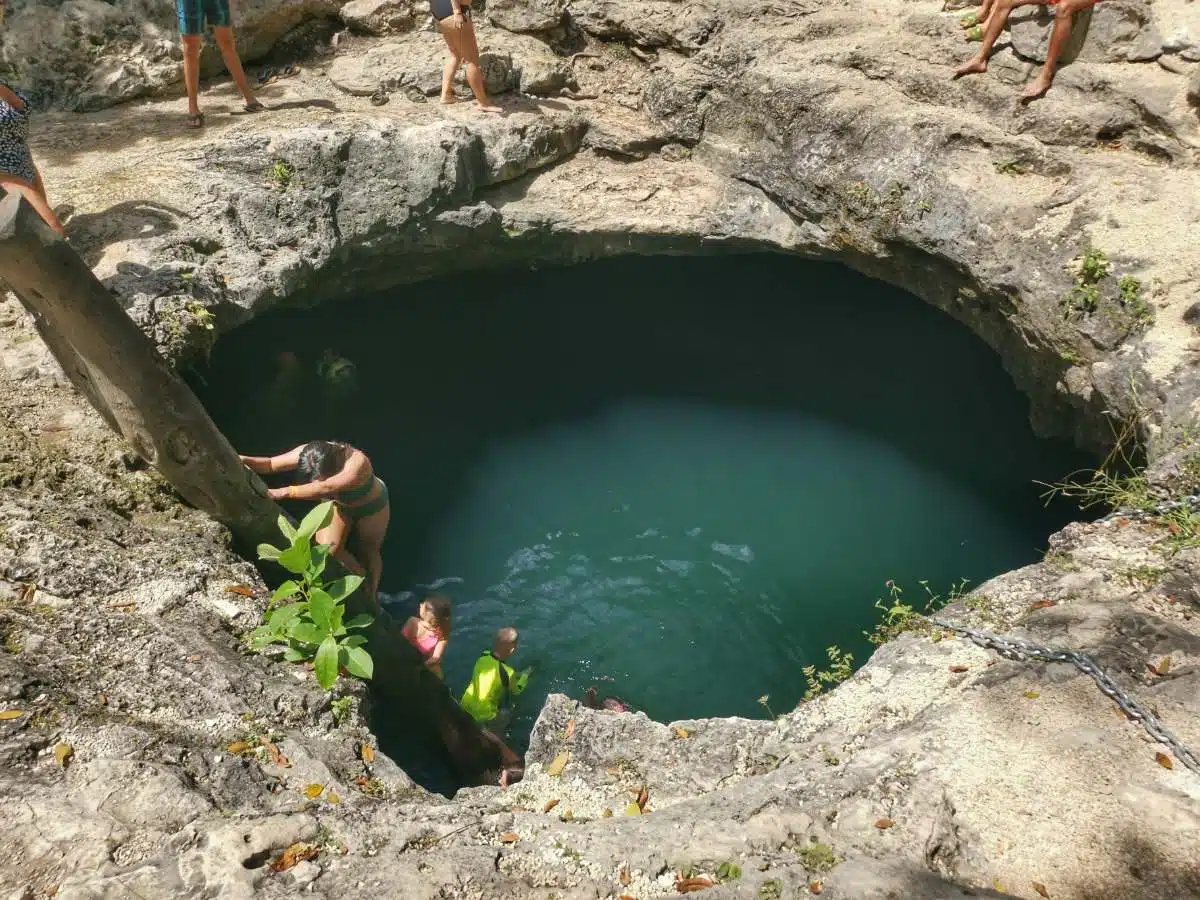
[450,0,464,27]
[265,449,364,501]
[240,445,304,475]
[426,639,448,668]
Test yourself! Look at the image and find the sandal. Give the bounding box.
[186,113,205,129]
[256,64,301,88]
[244,100,266,113]
[369,85,389,106]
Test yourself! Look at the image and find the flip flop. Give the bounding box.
[186,113,205,129]
[244,100,266,113]
[256,64,301,87]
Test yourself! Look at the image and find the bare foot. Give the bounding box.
[1020,75,1052,102]
[477,103,502,113]
[441,93,457,105]
[953,58,988,79]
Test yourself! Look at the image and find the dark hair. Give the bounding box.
[298,441,349,482]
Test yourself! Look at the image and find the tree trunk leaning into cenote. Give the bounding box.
[0,193,502,783]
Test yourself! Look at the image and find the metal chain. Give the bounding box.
[1104,490,1200,522]
[928,617,1200,777]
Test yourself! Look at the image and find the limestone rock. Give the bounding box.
[1009,0,1163,64]
[486,0,566,33]
[568,0,722,51]
[1190,67,1200,105]
[340,0,418,34]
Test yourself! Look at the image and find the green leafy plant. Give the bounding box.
[866,579,970,645]
[272,161,294,188]
[796,841,838,873]
[802,645,854,701]
[716,862,742,882]
[249,502,374,690]
[330,696,354,726]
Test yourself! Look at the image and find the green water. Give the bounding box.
[194,254,1089,791]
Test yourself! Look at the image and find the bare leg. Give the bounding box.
[315,507,368,583]
[1,176,64,236]
[212,26,258,106]
[1022,0,1095,100]
[954,0,1046,78]
[457,17,502,112]
[182,34,204,122]
[439,27,462,104]
[350,506,389,607]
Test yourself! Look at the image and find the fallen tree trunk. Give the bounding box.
[0,193,500,783]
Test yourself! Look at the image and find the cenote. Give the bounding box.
[194,254,1091,793]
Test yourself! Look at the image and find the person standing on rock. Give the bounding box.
[430,0,503,113]
[176,0,264,128]
[953,0,1103,100]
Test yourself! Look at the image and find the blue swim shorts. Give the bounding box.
[176,0,232,35]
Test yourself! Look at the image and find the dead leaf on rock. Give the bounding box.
[327,791,341,805]
[1155,752,1174,770]
[606,766,621,776]
[547,750,569,777]
[544,799,560,813]
[621,896,636,900]
[1033,881,1050,899]
[673,727,690,739]
[53,743,73,769]
[1155,657,1171,676]
[620,868,632,885]
[1029,599,1055,610]
[874,818,895,829]
[603,808,613,818]
[809,881,823,895]
[226,741,251,755]
[354,776,369,787]
[269,842,317,873]
[264,742,291,768]
[1023,691,1041,700]
[500,832,519,844]
[0,709,25,720]
[361,744,376,764]
[948,665,969,674]
[564,718,576,740]
[225,584,255,597]
[676,875,714,893]
[304,783,324,799]
[636,786,649,811]
[624,801,643,816]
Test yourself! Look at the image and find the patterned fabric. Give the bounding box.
[0,82,36,186]
[176,0,232,35]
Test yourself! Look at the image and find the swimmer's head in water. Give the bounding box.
[420,594,453,639]
[298,440,348,482]
[493,626,519,660]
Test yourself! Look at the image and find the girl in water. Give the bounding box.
[240,441,390,603]
[430,0,502,113]
[401,595,452,678]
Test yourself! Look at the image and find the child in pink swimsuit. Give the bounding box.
[401,595,452,678]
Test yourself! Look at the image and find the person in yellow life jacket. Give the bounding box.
[460,627,531,731]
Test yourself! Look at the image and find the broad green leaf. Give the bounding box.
[268,603,305,629]
[314,635,339,690]
[277,515,297,541]
[344,613,374,631]
[283,646,308,662]
[289,622,323,647]
[307,543,329,581]
[286,639,316,660]
[272,580,301,604]
[342,634,368,648]
[257,543,282,561]
[326,575,364,603]
[277,535,312,575]
[329,599,345,636]
[341,645,373,680]
[249,633,280,651]
[308,589,335,633]
[296,501,334,540]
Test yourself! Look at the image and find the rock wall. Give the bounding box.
[3,0,1200,896]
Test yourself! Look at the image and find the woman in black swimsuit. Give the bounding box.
[430,0,502,113]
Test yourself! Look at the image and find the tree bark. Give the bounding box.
[0,192,279,548]
[0,194,502,783]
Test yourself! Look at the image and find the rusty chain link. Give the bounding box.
[928,617,1200,777]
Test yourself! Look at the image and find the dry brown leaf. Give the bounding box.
[361,744,376,764]
[327,791,341,805]
[1169,521,1183,536]
[543,799,561,813]
[226,741,251,755]
[1155,657,1171,676]
[53,743,73,769]
[547,750,569,777]
[564,718,576,740]
[0,709,25,720]
[809,881,824,895]
[602,808,613,818]
[636,786,649,811]
[1155,752,1174,770]
[673,727,690,739]
[264,742,292,768]
[225,584,255,597]
[500,832,520,844]
[948,665,969,674]
[1030,599,1055,610]
[1033,882,1050,899]
[606,767,621,776]
[620,868,632,886]
[676,875,714,893]
[354,776,369,787]
[304,783,324,799]
[621,896,636,900]
[874,818,895,829]
[268,842,317,873]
